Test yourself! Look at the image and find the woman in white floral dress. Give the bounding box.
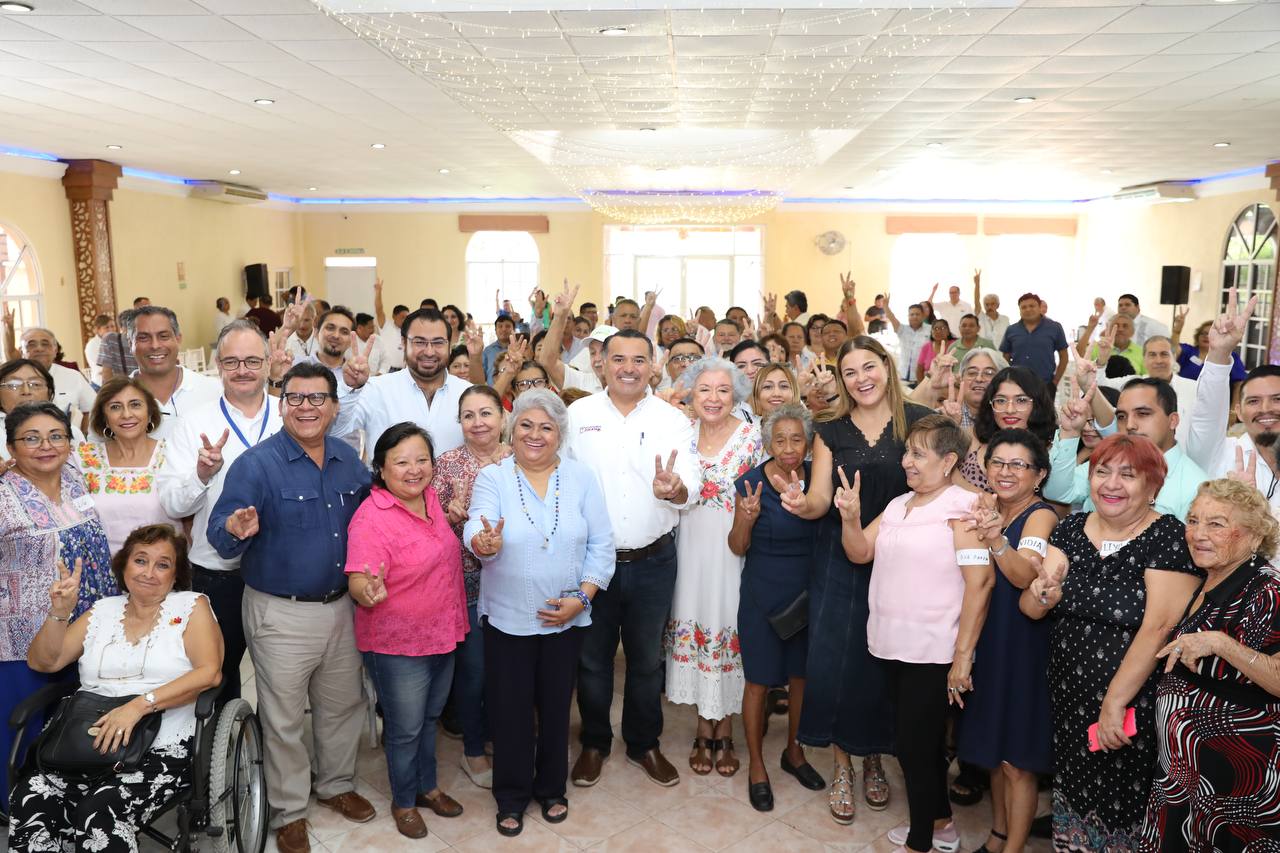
[665,357,764,779]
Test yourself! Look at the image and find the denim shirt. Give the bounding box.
[208,430,370,598]
[464,456,614,636]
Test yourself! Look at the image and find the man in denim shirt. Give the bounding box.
[209,362,372,853]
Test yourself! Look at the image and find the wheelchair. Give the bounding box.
[6,682,269,852]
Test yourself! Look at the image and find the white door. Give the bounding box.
[324,259,378,316]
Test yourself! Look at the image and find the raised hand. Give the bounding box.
[839,272,856,302]
[49,557,82,619]
[769,467,807,515]
[736,480,764,521]
[654,378,687,408]
[267,329,294,384]
[694,324,714,355]
[644,288,660,309]
[471,515,505,556]
[1,302,13,331]
[553,279,580,316]
[965,492,1003,546]
[226,506,259,540]
[1172,305,1190,336]
[342,335,376,389]
[651,350,668,385]
[531,287,547,316]
[1208,286,1258,358]
[741,314,756,341]
[1095,323,1116,365]
[445,479,471,525]
[279,298,304,336]
[763,292,777,318]
[1074,356,1098,392]
[1229,445,1259,485]
[833,466,861,523]
[941,377,967,424]
[465,321,485,357]
[930,353,958,390]
[1029,546,1069,608]
[652,450,685,502]
[357,563,387,607]
[373,277,383,294]
[1058,373,1094,436]
[973,268,981,287]
[197,429,230,484]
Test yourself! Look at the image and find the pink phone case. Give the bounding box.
[1087,707,1137,751]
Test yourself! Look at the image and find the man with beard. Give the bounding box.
[330,307,468,455]
[307,306,362,451]
[1187,289,1280,511]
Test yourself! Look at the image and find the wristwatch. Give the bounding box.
[143,691,157,710]
[267,379,285,389]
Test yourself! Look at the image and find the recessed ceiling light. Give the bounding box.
[228,169,241,176]
[639,126,657,132]
[925,141,943,149]
[253,97,274,105]
[105,144,122,150]
[438,168,450,174]
[1013,96,1036,103]
[598,25,628,35]
[1213,141,1231,148]
[308,186,318,191]
[842,186,856,191]
[370,143,385,149]
[0,2,35,12]
[482,185,493,190]
[1101,169,1113,175]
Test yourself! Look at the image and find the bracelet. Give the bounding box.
[1249,650,1260,666]
[570,590,591,611]
[267,379,284,389]
[990,535,1009,557]
[47,613,69,623]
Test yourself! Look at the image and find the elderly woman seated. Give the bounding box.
[1139,479,1280,850]
[8,524,223,852]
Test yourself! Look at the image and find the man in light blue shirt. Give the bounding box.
[483,314,515,383]
[1044,377,1205,520]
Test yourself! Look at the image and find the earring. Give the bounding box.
[103,427,114,439]
[1149,498,1156,506]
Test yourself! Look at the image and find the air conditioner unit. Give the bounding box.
[1110,182,1197,204]
[189,181,268,205]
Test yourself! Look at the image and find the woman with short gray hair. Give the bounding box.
[664,358,765,778]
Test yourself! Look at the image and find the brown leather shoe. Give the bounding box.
[392,806,429,839]
[627,748,680,787]
[316,790,376,823]
[571,748,606,787]
[415,790,463,817]
[276,819,311,853]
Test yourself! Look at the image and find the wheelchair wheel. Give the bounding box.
[208,699,268,853]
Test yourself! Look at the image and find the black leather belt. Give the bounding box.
[269,588,347,604]
[615,531,674,564]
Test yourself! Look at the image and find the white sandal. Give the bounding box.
[828,765,855,825]
[460,754,493,789]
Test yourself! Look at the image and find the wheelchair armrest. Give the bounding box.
[194,684,222,721]
[8,681,77,731]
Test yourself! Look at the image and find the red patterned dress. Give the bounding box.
[1139,554,1280,851]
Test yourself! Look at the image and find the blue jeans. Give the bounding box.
[363,651,455,808]
[575,537,677,759]
[453,603,488,757]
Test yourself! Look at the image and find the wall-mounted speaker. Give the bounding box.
[244,263,269,300]
[1160,265,1190,305]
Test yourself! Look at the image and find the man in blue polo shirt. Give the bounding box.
[209,361,373,853]
[1000,292,1069,388]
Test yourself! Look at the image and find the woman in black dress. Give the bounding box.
[1019,434,1201,851]
[774,335,932,825]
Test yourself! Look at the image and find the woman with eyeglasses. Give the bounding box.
[76,377,180,555]
[0,357,84,453]
[960,366,1057,492]
[955,430,1059,853]
[0,400,115,810]
[657,314,687,351]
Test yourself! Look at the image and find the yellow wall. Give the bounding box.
[0,168,78,352]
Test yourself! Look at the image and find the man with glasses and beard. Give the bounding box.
[331,308,470,456]
[306,306,363,451]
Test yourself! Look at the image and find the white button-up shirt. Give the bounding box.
[935,299,973,334]
[1186,359,1280,512]
[380,320,405,370]
[896,324,932,382]
[285,332,318,363]
[48,362,96,422]
[332,368,469,458]
[1131,313,1171,347]
[565,391,700,550]
[157,391,283,571]
[140,367,223,442]
[978,312,1010,350]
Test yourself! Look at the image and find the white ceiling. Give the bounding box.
[0,0,1277,202]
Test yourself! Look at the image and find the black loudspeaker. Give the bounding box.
[1160,265,1190,305]
[244,263,269,300]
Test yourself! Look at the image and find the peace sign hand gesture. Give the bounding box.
[464,320,485,357]
[471,516,505,557]
[965,492,1003,547]
[197,429,230,484]
[1172,305,1190,335]
[267,330,294,383]
[1073,356,1097,392]
[1057,373,1094,437]
[654,378,687,409]
[839,272,856,302]
[763,292,777,317]
[652,451,685,502]
[941,377,968,425]
[833,466,861,523]
[768,468,807,515]
[736,480,764,522]
[357,563,388,607]
[1028,546,1068,609]
[446,479,471,525]
[553,279,580,316]
[1095,323,1116,366]
[49,557,82,620]
[226,506,259,540]
[342,336,377,389]
[1209,286,1258,360]
[1229,445,1259,486]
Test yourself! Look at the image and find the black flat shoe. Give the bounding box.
[780,750,825,790]
[748,780,774,812]
[539,797,569,824]
[1031,814,1053,838]
[974,829,1009,853]
[496,812,524,837]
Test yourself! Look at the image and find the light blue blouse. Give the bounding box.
[464,456,615,636]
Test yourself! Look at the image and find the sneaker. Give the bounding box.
[887,821,960,853]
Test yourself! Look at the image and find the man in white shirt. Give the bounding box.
[124,306,222,440]
[784,289,810,326]
[1186,292,1280,511]
[539,284,609,394]
[284,303,319,363]
[15,326,96,434]
[1117,293,1170,347]
[352,312,389,376]
[157,319,283,700]
[307,307,362,452]
[85,313,113,387]
[372,278,407,371]
[972,270,1009,349]
[934,284,974,333]
[331,308,469,456]
[212,297,234,348]
[1095,336,1195,443]
[885,301,931,383]
[566,328,700,789]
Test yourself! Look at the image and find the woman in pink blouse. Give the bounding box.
[430,384,508,789]
[346,422,470,841]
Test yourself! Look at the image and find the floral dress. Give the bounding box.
[664,417,764,720]
[77,439,175,557]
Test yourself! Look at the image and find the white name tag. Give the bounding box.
[1100,539,1130,557]
[73,494,95,513]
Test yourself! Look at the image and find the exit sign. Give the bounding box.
[334,248,365,255]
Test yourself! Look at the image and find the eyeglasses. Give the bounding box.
[962,368,997,380]
[670,354,700,365]
[987,458,1034,473]
[0,379,48,392]
[407,337,450,351]
[990,395,1034,411]
[282,392,335,407]
[219,356,265,371]
[514,378,548,391]
[15,432,69,448]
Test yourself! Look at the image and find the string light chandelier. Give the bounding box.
[315,1,973,223]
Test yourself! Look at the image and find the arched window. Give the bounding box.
[0,221,43,334]
[1221,203,1276,368]
[466,231,539,324]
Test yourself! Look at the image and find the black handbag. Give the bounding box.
[35,691,162,777]
[767,590,809,640]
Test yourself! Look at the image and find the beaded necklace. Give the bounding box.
[515,464,561,549]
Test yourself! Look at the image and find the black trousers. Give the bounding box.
[884,658,953,852]
[193,565,246,702]
[484,621,585,815]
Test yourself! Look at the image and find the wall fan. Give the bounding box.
[815,230,847,255]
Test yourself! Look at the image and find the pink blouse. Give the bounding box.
[344,486,469,656]
[867,485,977,665]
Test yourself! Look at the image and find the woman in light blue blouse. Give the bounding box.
[464,388,614,838]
